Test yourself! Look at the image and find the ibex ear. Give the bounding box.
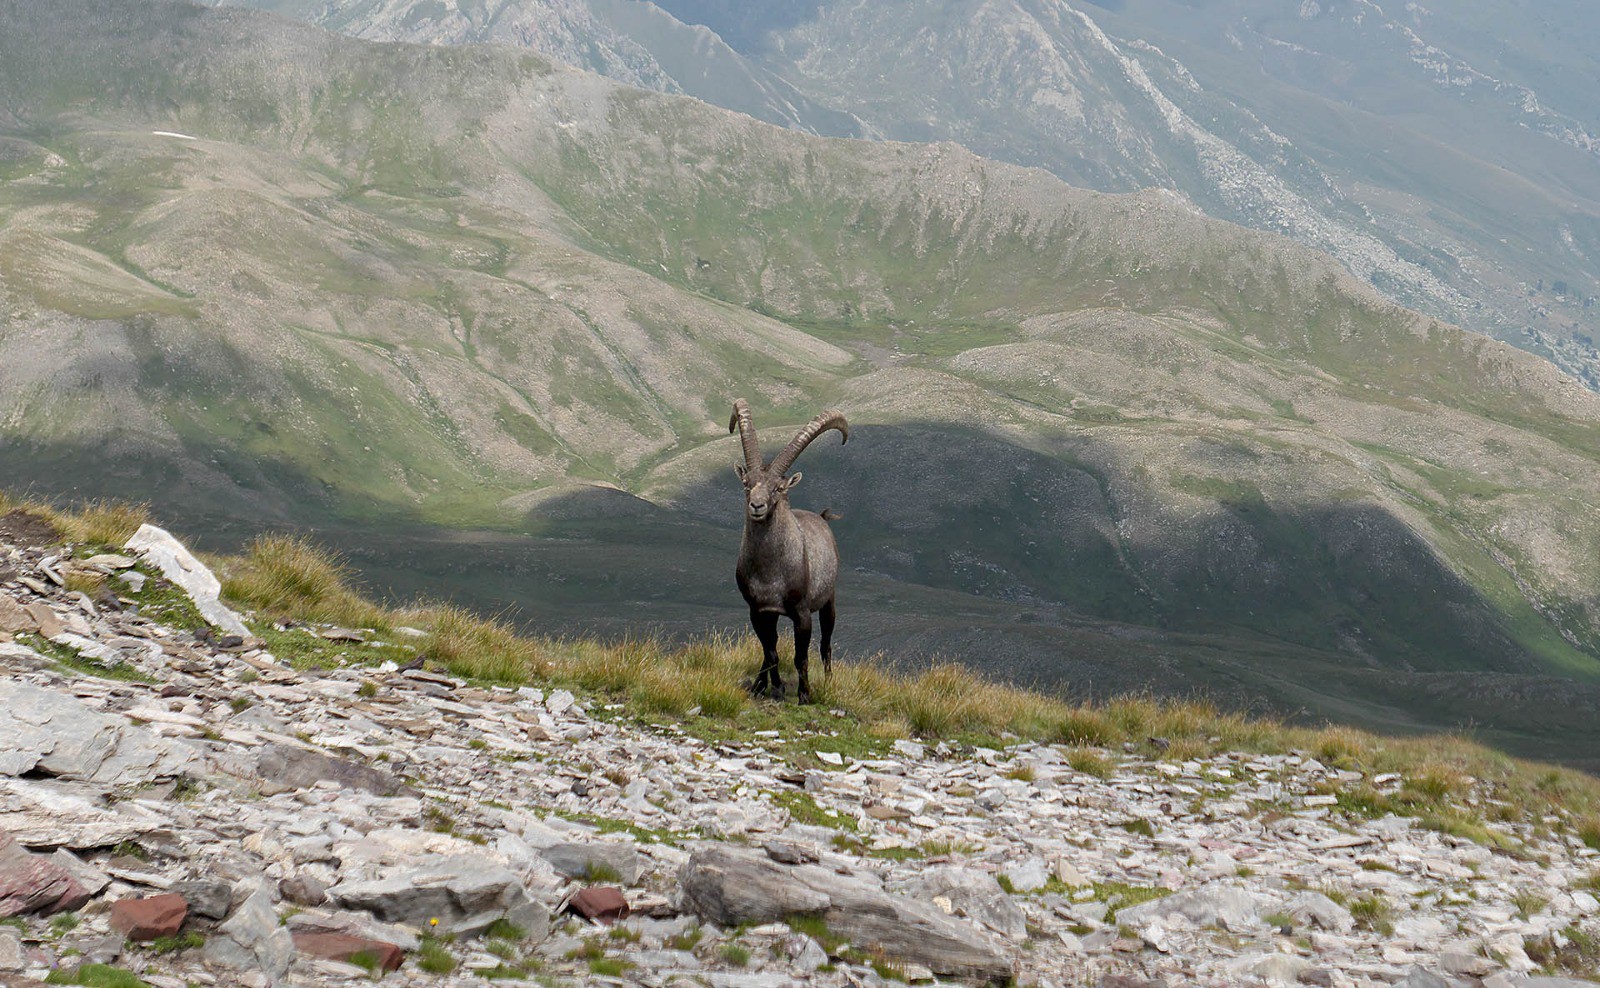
[783,472,802,491]
[734,464,747,483]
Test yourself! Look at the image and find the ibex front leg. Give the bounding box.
[793,608,814,704]
[751,608,782,698]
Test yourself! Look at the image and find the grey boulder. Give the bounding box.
[329,855,549,939]
[679,844,1013,982]
[539,842,643,885]
[1116,883,1276,932]
[204,880,294,980]
[0,682,196,785]
[904,865,1027,941]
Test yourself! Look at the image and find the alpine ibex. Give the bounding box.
[729,399,849,703]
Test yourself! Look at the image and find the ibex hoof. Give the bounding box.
[797,690,813,705]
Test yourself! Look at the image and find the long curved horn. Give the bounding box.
[728,398,763,473]
[770,410,849,477]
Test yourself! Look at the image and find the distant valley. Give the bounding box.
[2,0,1600,765]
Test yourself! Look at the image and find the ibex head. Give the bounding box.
[729,398,849,525]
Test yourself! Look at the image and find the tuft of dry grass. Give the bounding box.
[50,499,150,546]
[219,535,389,629]
[2,497,148,547]
[62,570,107,598]
[417,604,547,683]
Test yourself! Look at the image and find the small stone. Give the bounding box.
[0,928,24,972]
[1396,968,1450,988]
[568,886,629,924]
[545,690,575,716]
[171,879,233,920]
[1002,857,1050,894]
[84,933,124,965]
[786,934,828,973]
[83,554,137,571]
[110,893,188,941]
[892,740,924,760]
[24,603,62,638]
[279,875,328,907]
[291,932,405,973]
[0,830,92,917]
[205,882,294,980]
[764,842,818,865]
[0,597,35,634]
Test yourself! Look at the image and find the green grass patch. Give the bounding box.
[44,966,151,988]
[771,790,856,832]
[719,943,751,967]
[145,931,204,954]
[416,938,456,974]
[1349,894,1395,936]
[666,926,703,952]
[18,633,155,684]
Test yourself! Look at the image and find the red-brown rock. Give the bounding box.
[109,893,188,941]
[568,886,629,924]
[0,830,92,917]
[291,932,405,973]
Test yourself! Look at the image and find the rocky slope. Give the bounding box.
[2,510,1599,983]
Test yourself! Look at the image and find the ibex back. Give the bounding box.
[728,399,849,704]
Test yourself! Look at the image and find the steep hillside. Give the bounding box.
[2,0,1600,761]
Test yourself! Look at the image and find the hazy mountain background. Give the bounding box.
[211,0,1600,387]
[3,0,1600,765]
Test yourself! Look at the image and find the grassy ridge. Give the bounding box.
[11,491,1600,851]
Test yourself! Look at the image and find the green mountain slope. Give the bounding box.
[2,0,1599,761]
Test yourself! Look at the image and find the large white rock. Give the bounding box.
[124,524,249,636]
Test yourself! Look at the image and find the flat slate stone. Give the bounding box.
[255,743,406,797]
[679,844,1013,981]
[109,893,188,941]
[0,828,92,917]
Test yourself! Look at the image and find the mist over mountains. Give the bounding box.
[2,0,1600,764]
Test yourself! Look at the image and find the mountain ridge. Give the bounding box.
[217,0,1600,385]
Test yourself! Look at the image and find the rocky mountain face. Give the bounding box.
[3,514,1599,986]
[2,0,1600,762]
[203,0,864,136]
[223,0,1600,386]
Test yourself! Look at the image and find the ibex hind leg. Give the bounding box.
[750,609,783,699]
[819,599,836,679]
